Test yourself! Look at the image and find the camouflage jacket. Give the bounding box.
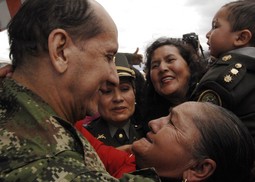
[0,78,160,182]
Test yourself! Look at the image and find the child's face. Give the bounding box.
[206,7,237,58]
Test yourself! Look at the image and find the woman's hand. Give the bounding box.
[0,64,13,81]
[116,144,133,154]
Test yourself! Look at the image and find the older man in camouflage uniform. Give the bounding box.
[0,0,159,181]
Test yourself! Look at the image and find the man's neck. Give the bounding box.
[11,66,74,124]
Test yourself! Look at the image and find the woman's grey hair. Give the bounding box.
[191,102,254,182]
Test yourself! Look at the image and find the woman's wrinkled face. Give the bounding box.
[206,7,236,58]
[132,102,201,178]
[150,45,190,101]
[98,77,135,126]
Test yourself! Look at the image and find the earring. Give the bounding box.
[182,179,187,182]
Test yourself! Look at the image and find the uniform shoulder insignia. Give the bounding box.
[216,62,246,91]
[224,74,232,83]
[222,54,232,62]
[97,134,106,140]
[197,89,222,106]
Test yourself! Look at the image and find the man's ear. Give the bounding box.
[234,29,252,47]
[48,29,70,73]
[183,159,216,181]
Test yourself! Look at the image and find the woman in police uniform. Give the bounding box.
[85,53,144,147]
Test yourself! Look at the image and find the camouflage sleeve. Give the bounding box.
[120,168,161,182]
[0,146,118,182]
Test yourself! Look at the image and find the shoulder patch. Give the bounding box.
[197,89,222,106]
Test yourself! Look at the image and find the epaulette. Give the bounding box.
[215,53,255,91]
[216,53,255,71]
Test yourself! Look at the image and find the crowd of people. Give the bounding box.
[0,0,255,182]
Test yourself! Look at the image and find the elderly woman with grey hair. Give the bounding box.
[133,101,255,182]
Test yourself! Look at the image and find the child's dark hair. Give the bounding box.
[223,1,255,46]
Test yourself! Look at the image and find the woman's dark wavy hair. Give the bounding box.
[144,37,206,100]
[8,0,103,68]
[192,102,255,182]
[141,37,207,129]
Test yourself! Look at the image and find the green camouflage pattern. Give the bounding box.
[0,78,160,182]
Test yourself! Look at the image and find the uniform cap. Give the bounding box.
[115,53,135,78]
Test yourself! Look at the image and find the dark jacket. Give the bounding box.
[191,47,255,139]
[85,117,145,147]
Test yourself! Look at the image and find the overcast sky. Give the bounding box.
[96,0,232,54]
[0,0,233,63]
